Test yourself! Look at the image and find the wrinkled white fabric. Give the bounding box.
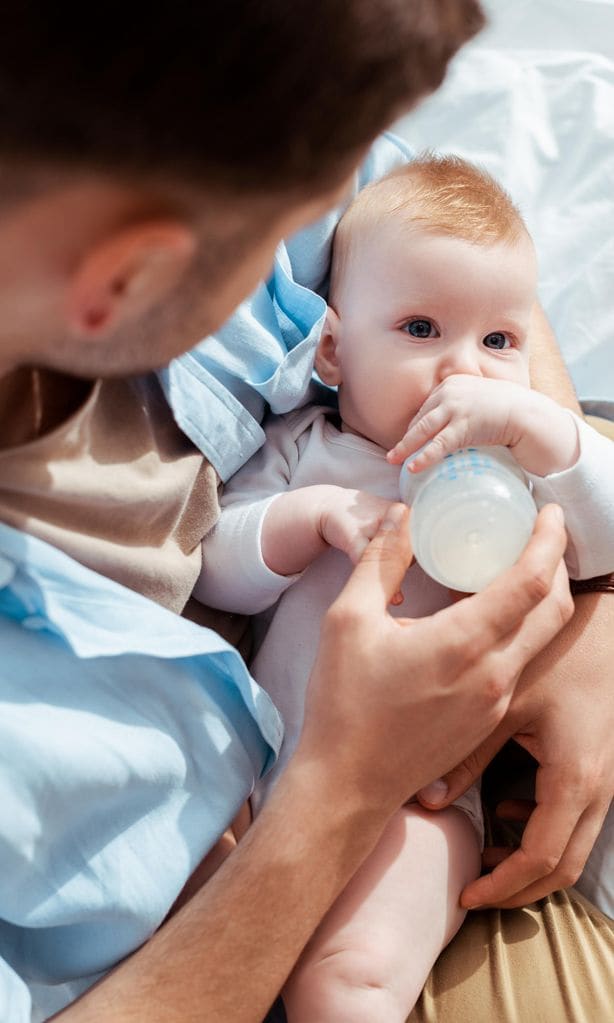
[394,0,614,402]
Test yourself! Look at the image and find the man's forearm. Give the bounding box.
[53,758,389,1023]
[53,501,572,1017]
[529,303,581,413]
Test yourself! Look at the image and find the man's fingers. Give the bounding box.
[461,770,589,908]
[450,504,569,659]
[333,503,412,615]
[496,799,534,824]
[470,802,609,909]
[462,806,571,906]
[417,723,510,809]
[482,846,513,870]
[463,796,579,906]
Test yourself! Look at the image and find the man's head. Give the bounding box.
[0,1,484,379]
[1,2,485,197]
[316,154,537,449]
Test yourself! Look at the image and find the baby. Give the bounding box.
[196,155,614,1021]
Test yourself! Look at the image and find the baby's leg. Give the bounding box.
[282,804,481,1023]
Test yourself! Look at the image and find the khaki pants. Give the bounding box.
[409,888,614,1023]
[410,736,614,1020]
[267,886,613,1023]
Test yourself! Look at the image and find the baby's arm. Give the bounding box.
[195,411,393,613]
[261,485,394,575]
[528,413,614,578]
[283,803,481,1023]
[387,374,579,477]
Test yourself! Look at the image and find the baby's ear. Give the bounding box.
[315,307,342,385]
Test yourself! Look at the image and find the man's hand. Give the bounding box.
[300,501,573,816]
[417,590,614,908]
[55,503,572,1023]
[387,374,579,477]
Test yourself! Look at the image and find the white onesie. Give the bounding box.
[196,405,614,851]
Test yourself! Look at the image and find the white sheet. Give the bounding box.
[393,0,614,401]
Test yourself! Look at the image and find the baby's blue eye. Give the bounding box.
[404,319,437,339]
[483,332,511,350]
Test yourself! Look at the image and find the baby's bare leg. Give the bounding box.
[282,804,480,1023]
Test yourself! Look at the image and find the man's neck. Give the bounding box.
[0,366,93,450]
[0,368,40,448]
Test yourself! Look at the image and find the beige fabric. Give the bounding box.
[409,888,614,1023]
[0,367,218,613]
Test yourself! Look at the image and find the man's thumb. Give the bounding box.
[339,503,412,613]
[417,732,508,809]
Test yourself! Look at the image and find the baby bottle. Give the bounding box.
[399,446,538,592]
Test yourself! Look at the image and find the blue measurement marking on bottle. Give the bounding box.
[436,447,501,482]
[438,452,458,481]
[468,447,485,476]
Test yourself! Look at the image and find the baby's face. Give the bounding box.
[330,222,536,450]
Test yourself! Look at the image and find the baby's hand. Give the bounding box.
[316,486,397,565]
[386,375,578,477]
[262,485,405,598]
[387,376,525,472]
[316,487,406,605]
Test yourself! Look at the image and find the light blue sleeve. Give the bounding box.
[160,132,413,480]
[0,524,284,1019]
[0,958,32,1023]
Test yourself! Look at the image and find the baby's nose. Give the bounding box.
[437,344,482,381]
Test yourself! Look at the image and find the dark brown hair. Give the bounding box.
[0,1,485,193]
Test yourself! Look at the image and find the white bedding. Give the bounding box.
[394,0,614,401]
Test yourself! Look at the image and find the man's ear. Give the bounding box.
[315,307,343,385]
[65,220,196,337]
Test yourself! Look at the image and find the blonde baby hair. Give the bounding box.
[330,153,528,304]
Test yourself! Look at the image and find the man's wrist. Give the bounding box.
[289,741,396,825]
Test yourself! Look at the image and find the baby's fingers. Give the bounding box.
[345,535,371,564]
[344,517,393,565]
[387,407,449,465]
[403,426,460,473]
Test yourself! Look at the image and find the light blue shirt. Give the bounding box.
[0,133,411,1021]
